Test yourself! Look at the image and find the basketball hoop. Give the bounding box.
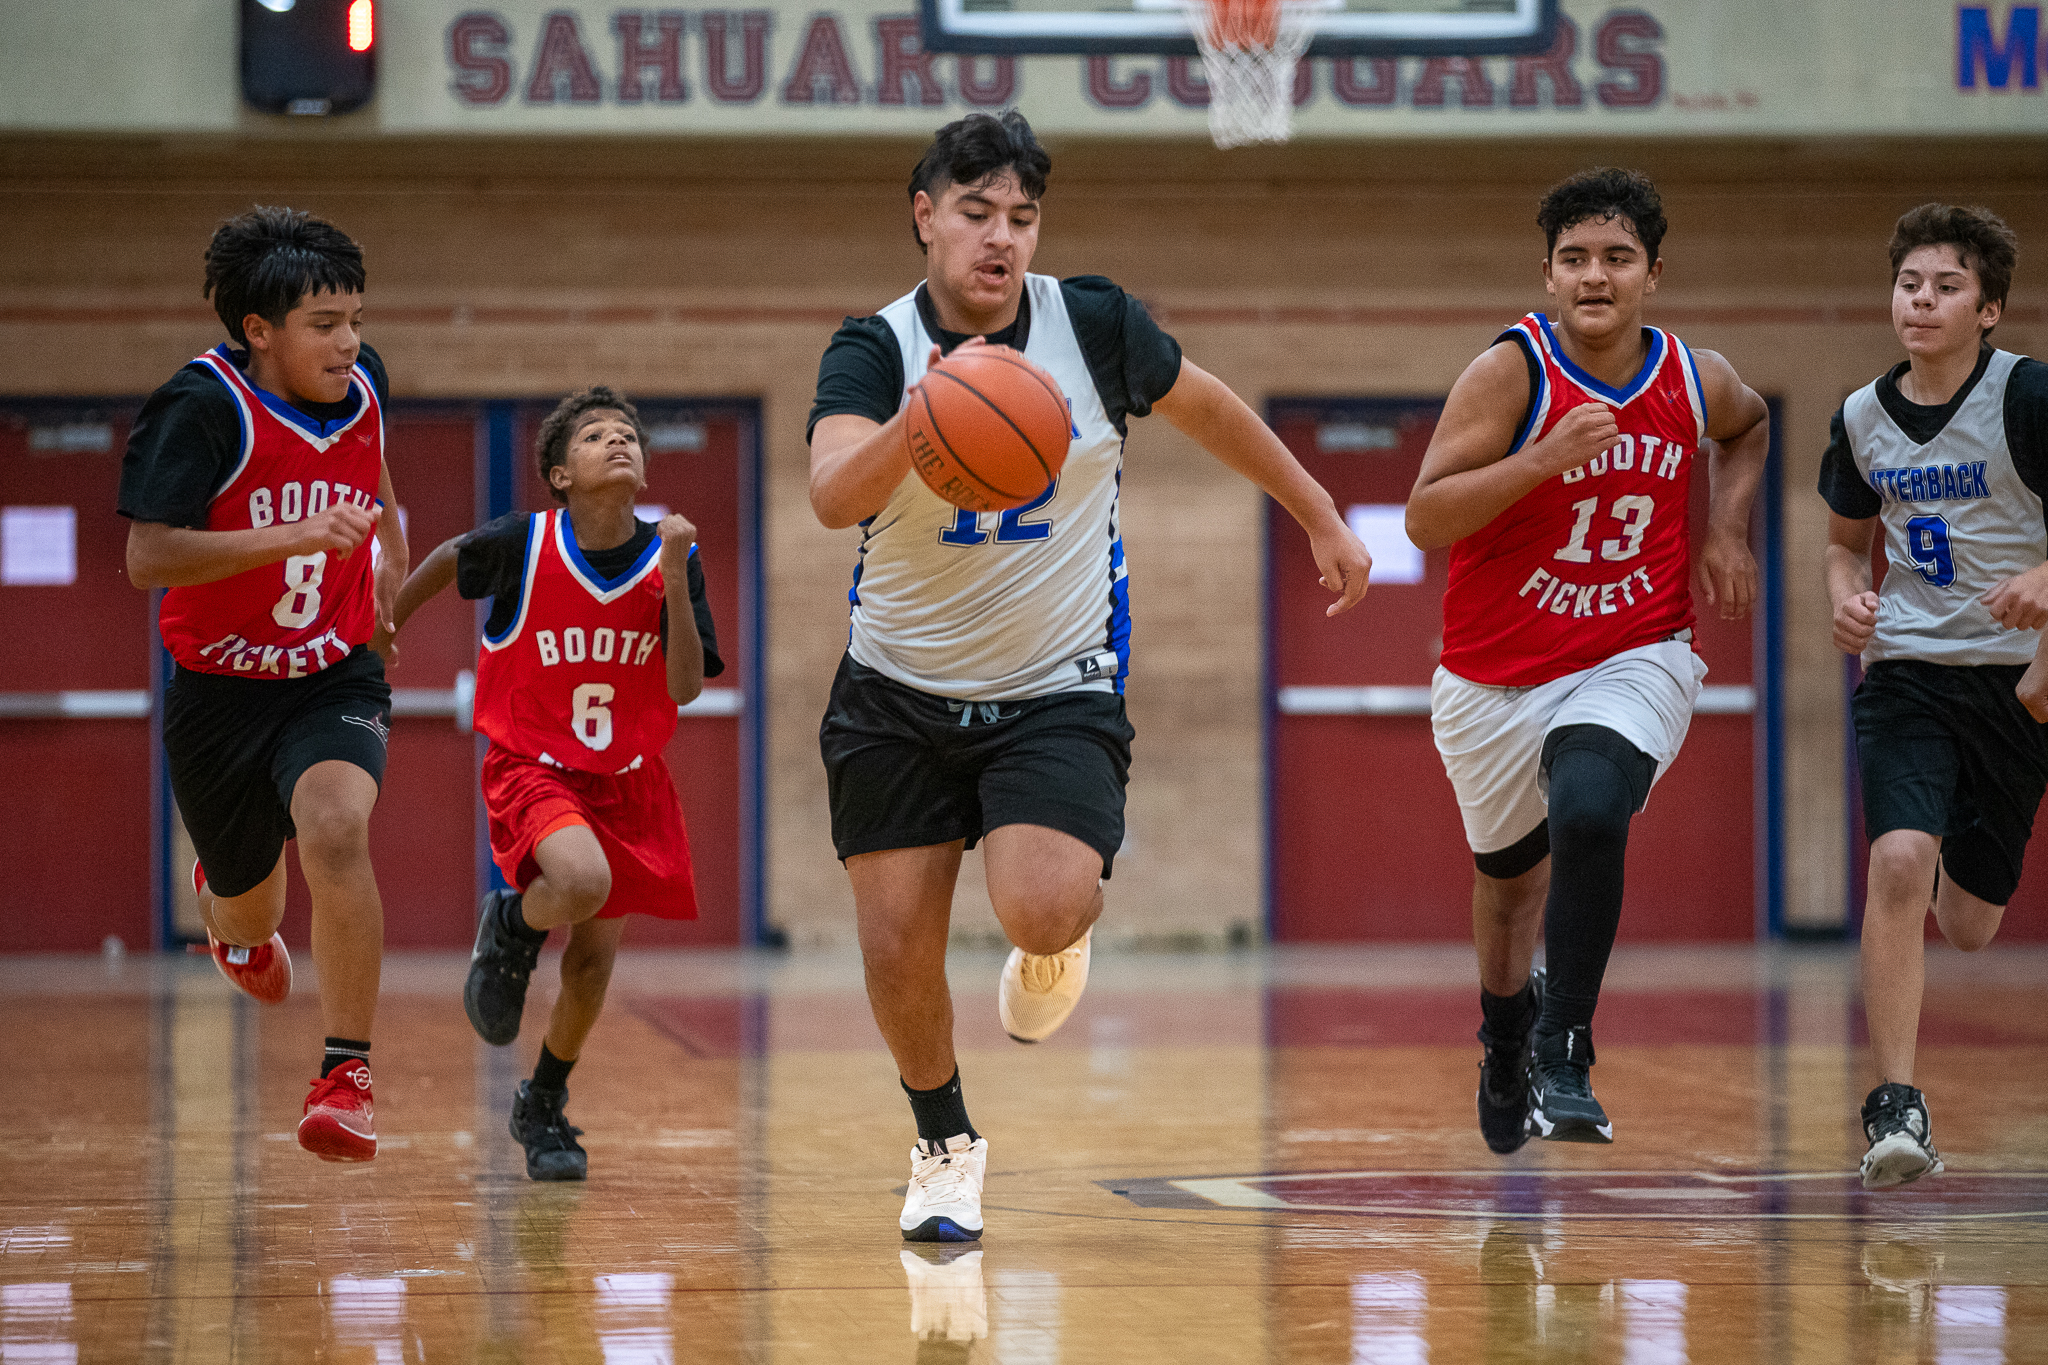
[1139,0,1338,148]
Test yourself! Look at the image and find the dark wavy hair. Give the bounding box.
[1889,203,2019,323]
[907,110,1051,252]
[1536,168,1667,263]
[203,206,365,346]
[536,386,648,504]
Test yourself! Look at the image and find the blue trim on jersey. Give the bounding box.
[1503,326,1550,456]
[193,354,256,496]
[1105,465,1130,693]
[1675,337,1709,440]
[209,345,369,440]
[557,511,663,596]
[482,513,543,648]
[1533,317,1666,407]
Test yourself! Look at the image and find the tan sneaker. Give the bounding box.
[998,929,1091,1043]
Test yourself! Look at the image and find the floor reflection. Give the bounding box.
[904,1246,987,1361]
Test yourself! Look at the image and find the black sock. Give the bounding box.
[501,890,547,945]
[322,1037,371,1078]
[903,1070,979,1148]
[1535,729,1652,1041]
[1481,976,1538,1037]
[531,1043,575,1094]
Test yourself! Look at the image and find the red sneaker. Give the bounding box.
[299,1059,378,1163]
[205,929,292,1005]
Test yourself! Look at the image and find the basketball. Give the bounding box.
[904,345,1071,513]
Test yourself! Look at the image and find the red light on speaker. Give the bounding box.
[346,0,373,51]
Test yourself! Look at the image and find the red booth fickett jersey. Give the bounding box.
[473,508,680,775]
[1439,314,1711,688]
[157,347,385,678]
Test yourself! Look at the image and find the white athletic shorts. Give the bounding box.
[1429,637,1708,856]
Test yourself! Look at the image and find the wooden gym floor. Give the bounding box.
[4,942,2045,1362]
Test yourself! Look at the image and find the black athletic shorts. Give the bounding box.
[163,645,392,898]
[819,654,1136,876]
[1853,658,2048,905]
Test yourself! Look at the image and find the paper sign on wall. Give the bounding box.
[2,506,78,586]
[1345,504,1424,586]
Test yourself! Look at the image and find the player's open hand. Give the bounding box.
[295,502,377,559]
[657,512,698,574]
[1983,563,2048,631]
[1694,525,1757,620]
[1833,589,1879,654]
[1312,522,1372,617]
[1525,402,1621,480]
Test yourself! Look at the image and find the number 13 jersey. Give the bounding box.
[156,345,385,678]
[473,508,679,775]
[1440,314,1709,688]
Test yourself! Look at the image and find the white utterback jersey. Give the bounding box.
[1847,348,2045,666]
[847,273,1130,701]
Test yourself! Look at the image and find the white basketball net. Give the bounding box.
[1186,0,1335,147]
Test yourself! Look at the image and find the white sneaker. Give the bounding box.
[900,1135,986,1242]
[998,929,1091,1043]
[901,1246,987,1343]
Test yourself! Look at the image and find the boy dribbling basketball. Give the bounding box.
[808,111,1372,1242]
[1822,204,2048,1189]
[388,386,721,1181]
[119,206,406,1162]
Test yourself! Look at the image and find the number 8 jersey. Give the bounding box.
[157,346,384,678]
[1440,314,1710,687]
[472,508,679,774]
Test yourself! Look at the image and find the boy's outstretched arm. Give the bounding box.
[658,514,705,705]
[125,502,375,589]
[382,534,463,668]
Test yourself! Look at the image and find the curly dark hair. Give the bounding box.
[1536,168,1667,263]
[203,206,365,346]
[1889,203,2019,323]
[536,386,648,504]
[907,110,1051,253]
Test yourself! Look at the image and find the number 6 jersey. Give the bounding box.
[153,345,385,678]
[1440,314,1710,687]
[471,508,687,775]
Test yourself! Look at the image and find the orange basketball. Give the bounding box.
[904,345,1071,513]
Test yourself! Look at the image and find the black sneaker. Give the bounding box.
[1477,969,1544,1155]
[1527,1024,1612,1144]
[510,1081,587,1182]
[1860,1082,1944,1190]
[464,889,544,1046]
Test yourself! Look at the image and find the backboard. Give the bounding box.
[919,0,1558,57]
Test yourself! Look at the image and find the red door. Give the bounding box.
[1266,398,1761,942]
[0,403,154,951]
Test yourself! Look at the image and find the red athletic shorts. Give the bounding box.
[481,746,699,921]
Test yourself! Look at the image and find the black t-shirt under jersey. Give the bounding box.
[1817,347,2048,520]
[119,345,392,526]
[454,511,724,678]
[806,275,1183,442]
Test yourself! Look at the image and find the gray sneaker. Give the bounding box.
[1860,1082,1944,1190]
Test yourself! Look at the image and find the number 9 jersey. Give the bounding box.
[157,346,384,678]
[472,508,679,774]
[1440,314,1710,688]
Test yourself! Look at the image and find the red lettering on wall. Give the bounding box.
[615,11,688,103]
[1086,55,1152,108]
[1166,55,1209,106]
[1292,54,1313,106]
[875,16,944,105]
[448,12,513,104]
[1331,57,1396,105]
[1412,55,1495,107]
[1595,11,1664,107]
[1509,14,1582,107]
[527,11,604,103]
[781,14,861,103]
[957,54,1016,106]
[702,11,770,102]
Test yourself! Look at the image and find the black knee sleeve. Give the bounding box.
[1537,725,1656,1037]
[1542,724,1655,821]
[1474,819,1550,881]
